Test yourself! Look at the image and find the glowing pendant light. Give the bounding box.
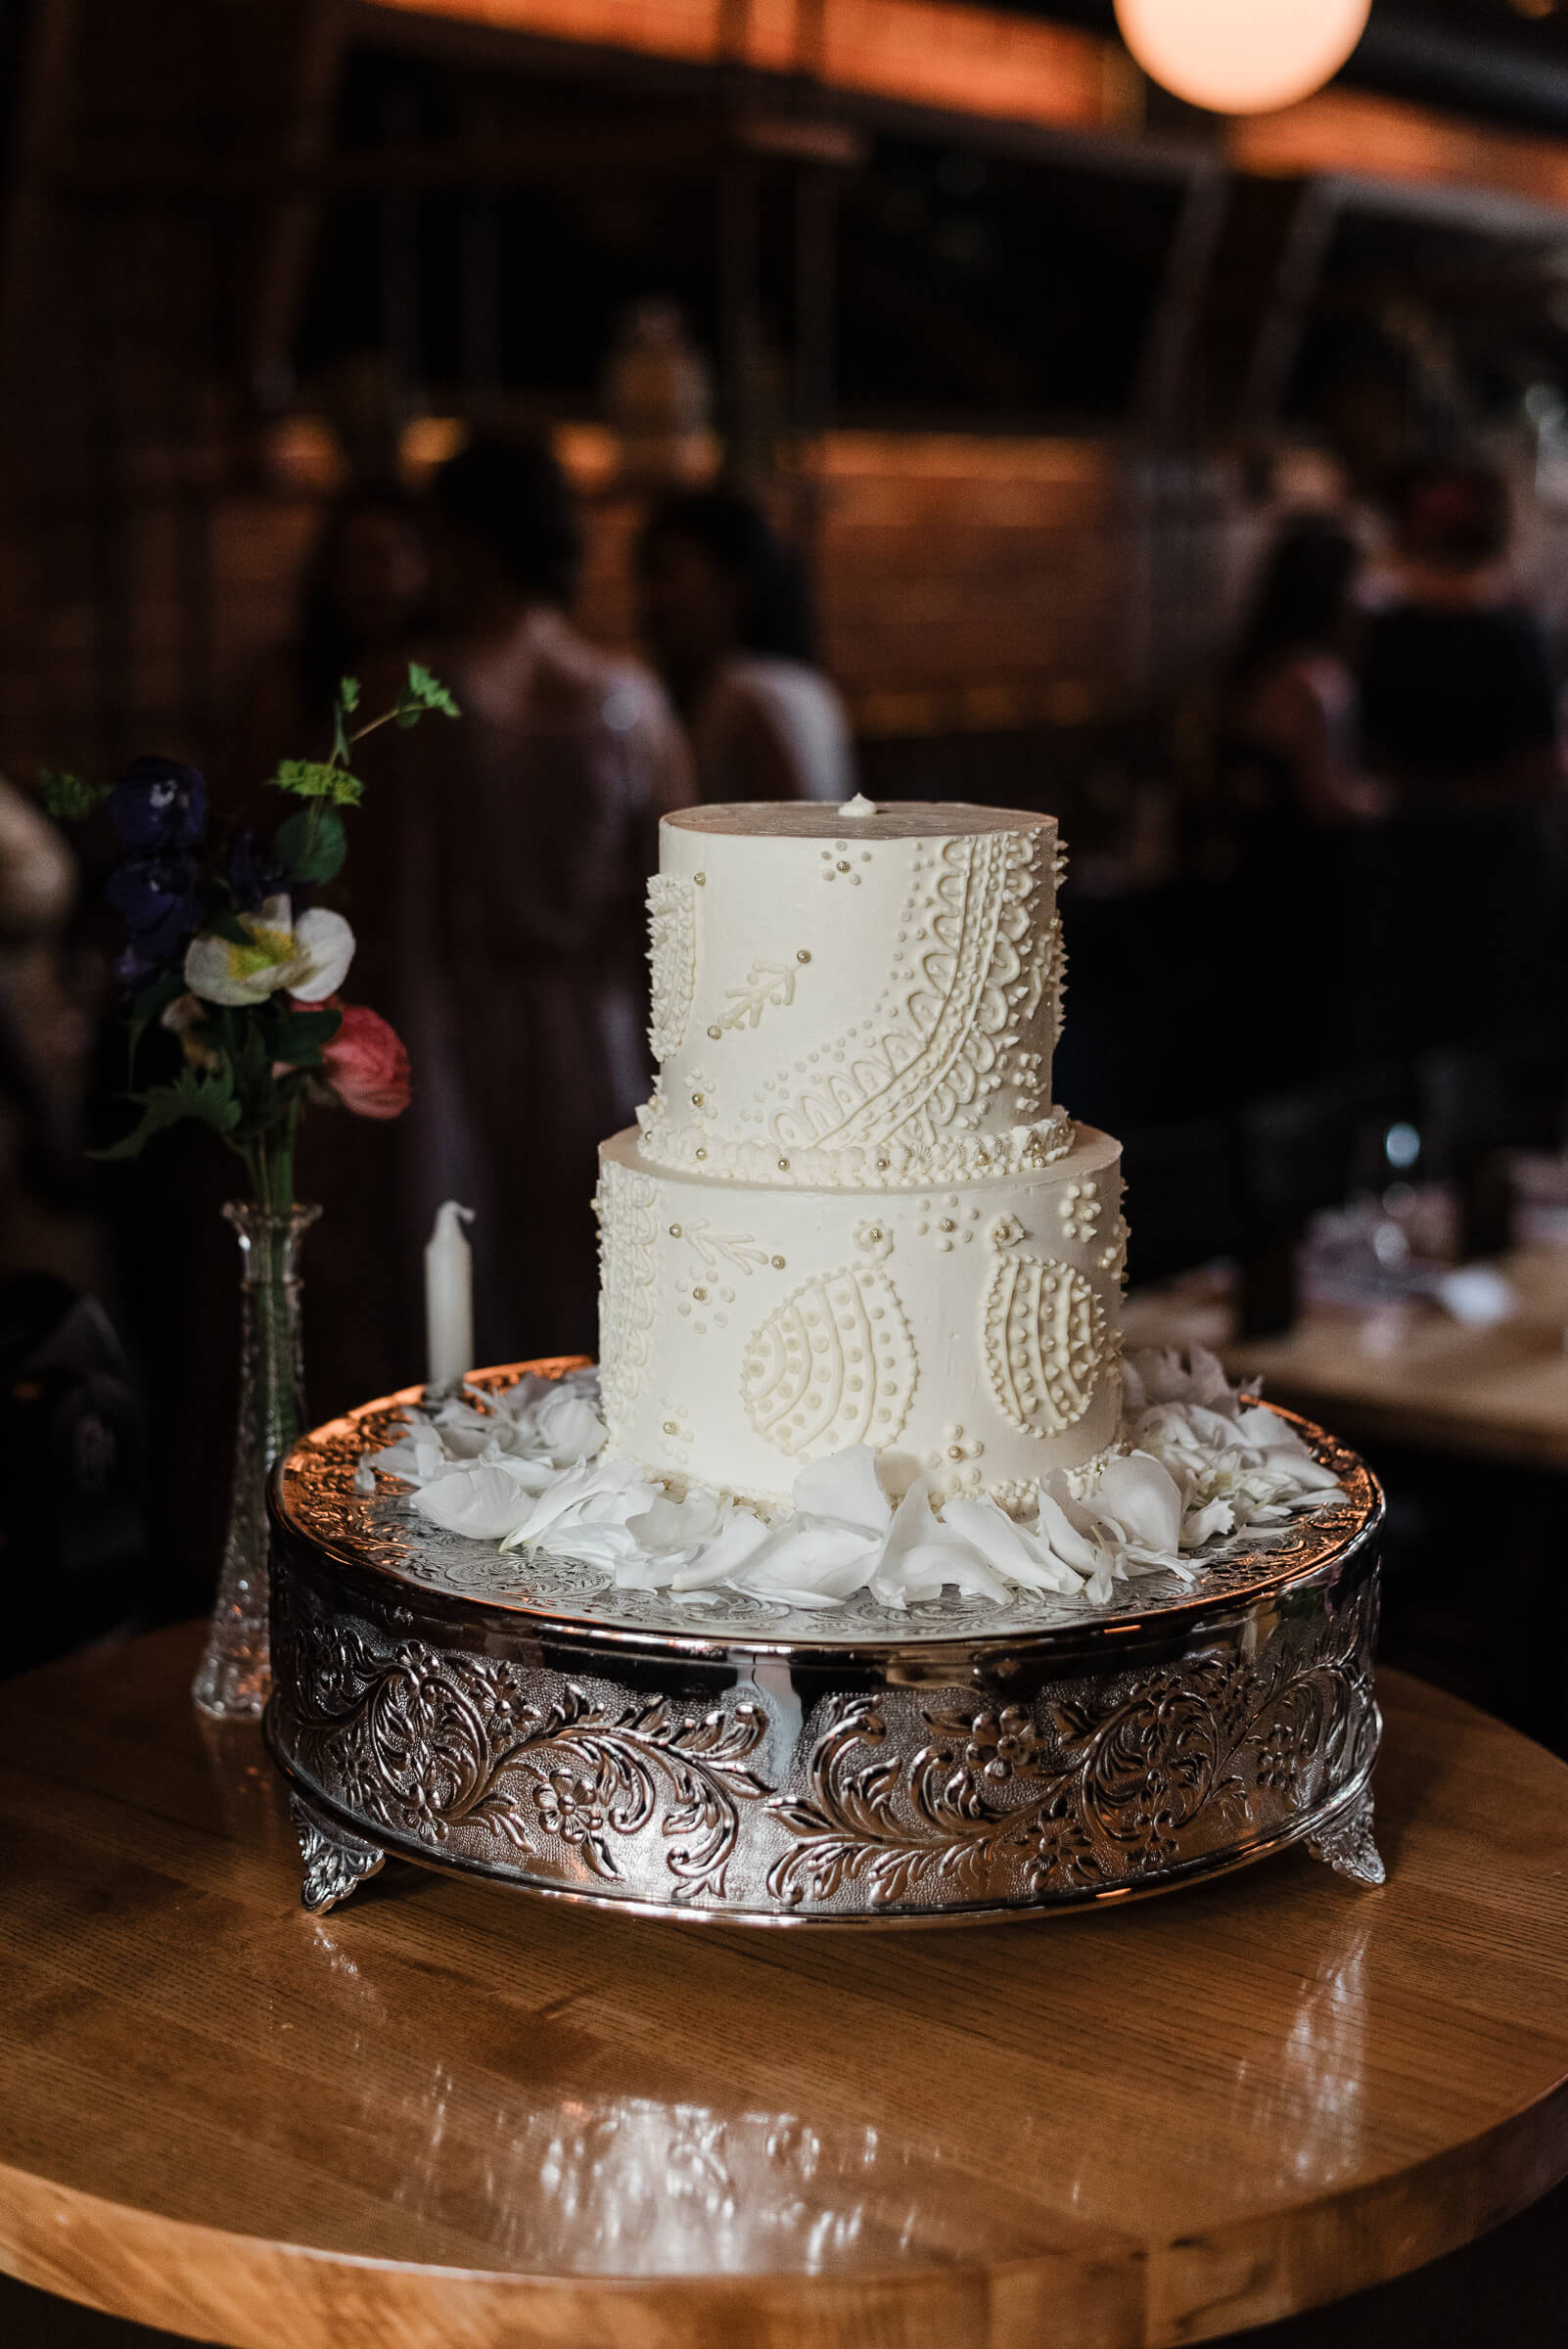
[1114,0,1371,115]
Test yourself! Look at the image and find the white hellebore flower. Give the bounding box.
[184,894,355,1008]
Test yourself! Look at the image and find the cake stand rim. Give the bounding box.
[263,1705,1382,1932]
[269,1358,1384,1663]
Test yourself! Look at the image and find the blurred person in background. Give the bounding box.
[207,482,435,1423]
[636,488,854,803]
[1222,514,1388,1077]
[1355,456,1561,1059]
[0,782,144,1673]
[0,779,92,1280]
[229,480,431,785]
[368,435,692,1364]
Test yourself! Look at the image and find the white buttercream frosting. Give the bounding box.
[641,802,1067,1189]
[372,1354,1344,1616]
[601,796,1124,1537]
[596,1123,1125,1508]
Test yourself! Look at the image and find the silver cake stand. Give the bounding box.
[266,1359,1385,1925]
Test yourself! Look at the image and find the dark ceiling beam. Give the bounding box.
[52,115,865,196]
[247,1,354,399]
[1349,16,1568,139]
[339,0,1210,185]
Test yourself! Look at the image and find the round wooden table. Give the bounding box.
[3,1626,1568,2349]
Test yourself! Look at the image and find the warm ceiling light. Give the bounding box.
[1114,0,1371,115]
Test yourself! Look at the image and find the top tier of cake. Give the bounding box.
[635,799,1069,1189]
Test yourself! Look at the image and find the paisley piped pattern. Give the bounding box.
[984,1247,1106,1439]
[765,830,1048,1169]
[742,1266,917,1459]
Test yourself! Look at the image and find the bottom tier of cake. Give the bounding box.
[595,1122,1126,1509]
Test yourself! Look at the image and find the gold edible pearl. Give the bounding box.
[694,871,706,885]
[691,1092,703,1106]
[707,1024,721,1039]
[695,1147,707,1159]
[940,1218,955,1231]
[692,1285,708,1301]
[771,1255,785,1268]
[663,1420,677,1435]
[836,859,850,871]
[669,1222,682,1237]
[797,949,810,963]
[777,1157,790,1171]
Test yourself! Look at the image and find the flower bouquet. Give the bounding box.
[46,663,458,1714]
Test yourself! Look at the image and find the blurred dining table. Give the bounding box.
[1125,1243,1568,1471]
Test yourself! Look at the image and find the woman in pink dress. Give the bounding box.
[375,438,692,1366]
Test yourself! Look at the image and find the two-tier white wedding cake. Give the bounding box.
[595,798,1126,1512]
[392,792,1339,1609]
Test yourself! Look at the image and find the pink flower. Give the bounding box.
[318,1003,410,1119]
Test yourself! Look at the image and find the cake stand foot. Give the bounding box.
[1308,1790,1385,1887]
[290,1790,387,1912]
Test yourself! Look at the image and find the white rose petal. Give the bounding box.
[941,1496,1086,1596]
[1087,1452,1185,1560]
[628,1487,727,1556]
[379,1354,1348,1619]
[790,1444,891,1534]
[734,1519,881,1604]
[666,1509,772,1589]
[531,1389,607,1466]
[414,1464,538,1541]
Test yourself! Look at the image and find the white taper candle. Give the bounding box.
[425,1200,475,1392]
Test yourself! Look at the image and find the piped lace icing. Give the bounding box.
[595,1159,660,1420]
[638,823,1070,1188]
[646,875,697,1060]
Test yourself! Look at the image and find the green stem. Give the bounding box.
[347,709,398,750]
[247,1101,299,1217]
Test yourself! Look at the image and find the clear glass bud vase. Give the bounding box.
[192,1202,320,1718]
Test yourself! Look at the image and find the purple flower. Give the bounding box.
[105,852,207,969]
[107,756,208,853]
[228,828,284,912]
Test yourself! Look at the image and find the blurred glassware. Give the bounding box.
[261,413,347,498]
[1509,1151,1568,1248]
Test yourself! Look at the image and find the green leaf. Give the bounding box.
[126,970,186,1073]
[395,662,461,722]
[271,1003,342,1071]
[90,1065,241,1161]
[205,907,254,946]
[41,769,111,820]
[274,805,346,884]
[268,758,363,808]
[332,675,361,765]
[224,1011,272,1087]
[129,970,185,1030]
